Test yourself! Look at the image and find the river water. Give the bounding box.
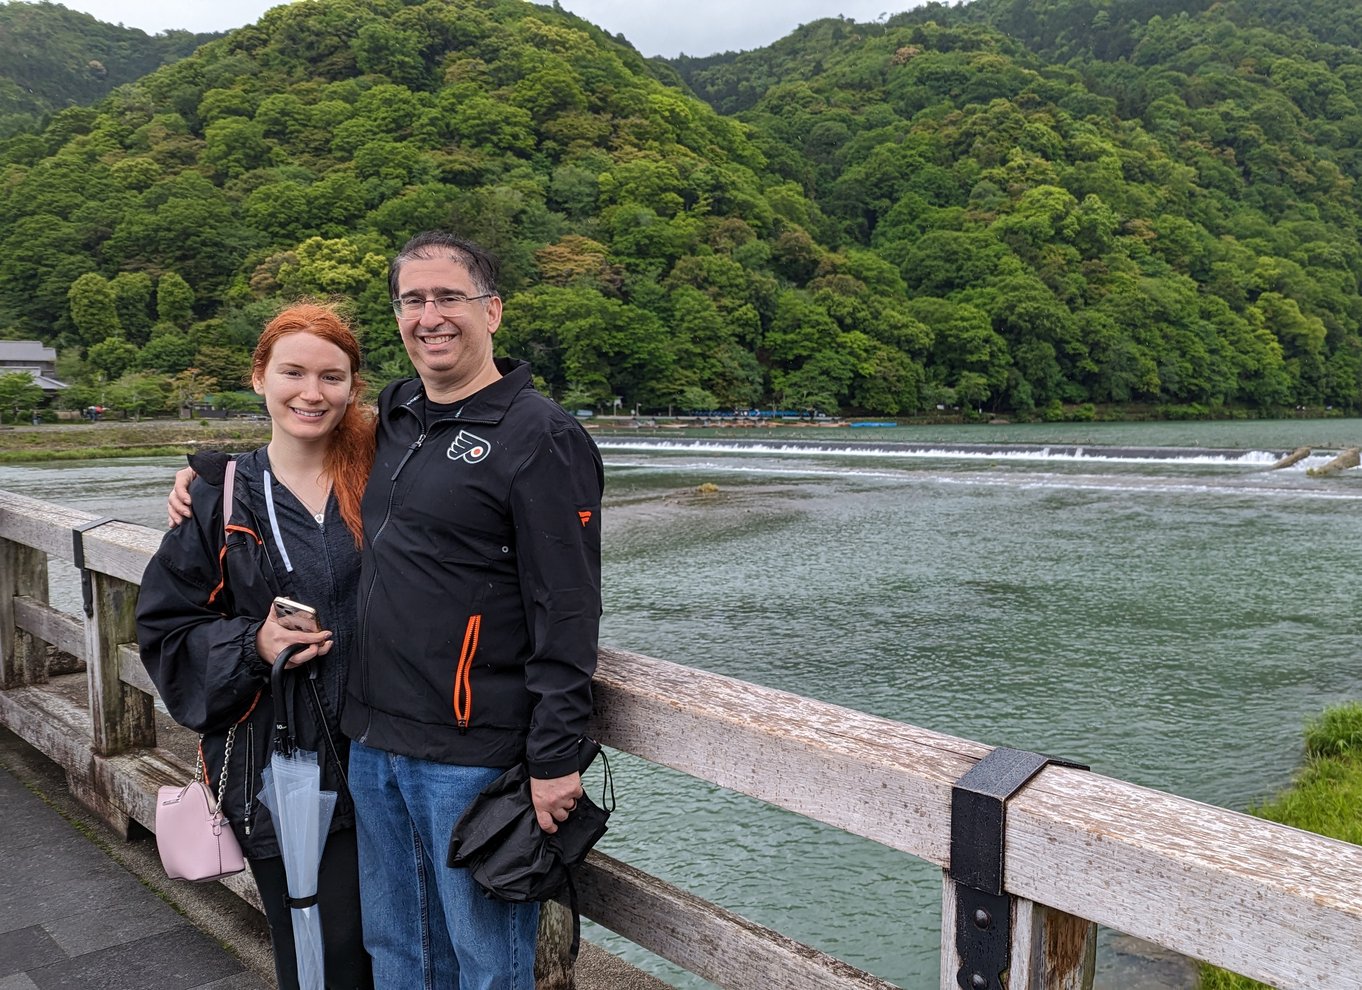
[3,417,1360,988]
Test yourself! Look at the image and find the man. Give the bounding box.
[168,231,603,988]
[346,231,603,988]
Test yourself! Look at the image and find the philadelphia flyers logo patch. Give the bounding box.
[447,430,490,464]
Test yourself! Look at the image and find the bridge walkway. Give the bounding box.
[0,727,662,990]
[0,726,270,990]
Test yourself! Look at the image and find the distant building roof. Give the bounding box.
[0,340,56,363]
[0,368,67,391]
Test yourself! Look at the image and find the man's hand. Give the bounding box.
[167,466,196,528]
[530,772,583,835]
[256,607,333,669]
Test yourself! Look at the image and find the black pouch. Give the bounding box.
[447,739,615,955]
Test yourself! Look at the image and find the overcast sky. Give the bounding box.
[51,0,923,58]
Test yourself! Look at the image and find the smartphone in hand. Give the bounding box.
[272,596,320,633]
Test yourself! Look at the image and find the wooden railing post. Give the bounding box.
[75,569,155,836]
[534,900,575,989]
[0,535,49,687]
[84,570,154,757]
[941,878,1095,990]
[1009,900,1096,989]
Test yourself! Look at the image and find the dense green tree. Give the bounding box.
[138,327,198,374]
[908,297,1012,406]
[201,117,274,180]
[105,370,171,420]
[274,236,388,297]
[110,272,155,345]
[244,181,315,243]
[0,371,42,422]
[193,344,253,390]
[500,283,675,409]
[851,345,927,414]
[351,21,428,88]
[86,335,139,380]
[0,4,216,119]
[156,273,195,328]
[67,273,122,346]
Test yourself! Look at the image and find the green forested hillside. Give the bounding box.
[674,0,1362,414]
[5,0,1362,419]
[0,2,217,135]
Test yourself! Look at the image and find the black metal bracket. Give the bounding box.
[950,747,1088,990]
[71,517,118,618]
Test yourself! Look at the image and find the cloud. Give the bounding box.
[559,0,910,56]
[55,0,917,55]
[49,0,277,34]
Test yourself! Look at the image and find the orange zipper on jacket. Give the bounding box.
[451,614,481,732]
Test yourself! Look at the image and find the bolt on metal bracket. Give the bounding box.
[950,746,1088,990]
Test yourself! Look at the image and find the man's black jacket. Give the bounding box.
[343,359,604,780]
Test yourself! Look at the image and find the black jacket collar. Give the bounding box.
[389,358,532,427]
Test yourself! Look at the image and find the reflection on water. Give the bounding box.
[4,424,1360,989]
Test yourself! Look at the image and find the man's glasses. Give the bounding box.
[391,293,494,318]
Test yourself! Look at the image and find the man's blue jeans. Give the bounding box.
[348,741,538,989]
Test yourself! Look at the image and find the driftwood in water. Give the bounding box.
[1271,446,1311,469]
[1306,446,1360,476]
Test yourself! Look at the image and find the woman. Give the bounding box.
[137,302,375,990]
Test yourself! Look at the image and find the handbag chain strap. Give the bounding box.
[215,724,237,815]
[194,724,237,817]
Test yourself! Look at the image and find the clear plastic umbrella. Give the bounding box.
[258,647,335,990]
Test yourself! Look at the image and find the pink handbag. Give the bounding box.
[155,733,246,882]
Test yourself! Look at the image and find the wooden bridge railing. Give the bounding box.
[1,487,1360,990]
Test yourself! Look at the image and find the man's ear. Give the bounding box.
[485,295,503,335]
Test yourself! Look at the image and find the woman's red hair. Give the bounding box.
[251,303,374,548]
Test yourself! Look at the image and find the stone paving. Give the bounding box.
[0,727,668,990]
[0,759,269,990]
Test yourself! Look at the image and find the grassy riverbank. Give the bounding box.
[1199,702,1362,989]
[0,419,271,463]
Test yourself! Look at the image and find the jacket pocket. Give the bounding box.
[451,614,481,732]
[438,530,517,610]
